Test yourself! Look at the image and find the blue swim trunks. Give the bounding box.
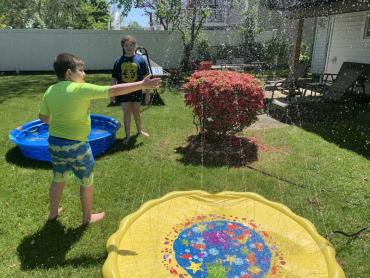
[48,136,94,186]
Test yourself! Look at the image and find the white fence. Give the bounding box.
[0,29,182,71]
[0,29,247,72]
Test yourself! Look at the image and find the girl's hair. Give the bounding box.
[53,53,84,80]
[120,35,137,54]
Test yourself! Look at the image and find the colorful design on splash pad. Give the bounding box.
[103,191,345,278]
[162,215,284,277]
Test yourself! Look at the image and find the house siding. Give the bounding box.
[325,10,370,74]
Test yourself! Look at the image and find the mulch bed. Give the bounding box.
[175,134,284,167]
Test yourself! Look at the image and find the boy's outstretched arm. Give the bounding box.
[39,113,50,124]
[108,75,160,97]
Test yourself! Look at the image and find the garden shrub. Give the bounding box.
[183,70,265,137]
[263,37,290,68]
[195,38,212,62]
[210,44,239,63]
[299,43,311,64]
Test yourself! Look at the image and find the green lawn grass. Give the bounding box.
[0,74,369,277]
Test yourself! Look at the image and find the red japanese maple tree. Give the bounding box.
[183,70,265,137]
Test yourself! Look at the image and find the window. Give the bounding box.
[365,15,370,38]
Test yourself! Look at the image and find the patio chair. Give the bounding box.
[365,76,370,96]
[298,73,336,97]
[264,63,308,99]
[300,62,368,101]
[231,57,244,64]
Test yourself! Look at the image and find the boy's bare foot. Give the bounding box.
[83,212,105,224]
[48,207,63,221]
[138,130,149,137]
[122,137,130,144]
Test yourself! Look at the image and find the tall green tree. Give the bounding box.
[41,0,110,29]
[90,0,111,29]
[239,1,262,62]
[127,20,144,29]
[0,0,109,29]
[111,0,180,31]
[176,0,211,70]
[0,0,39,28]
[112,0,221,70]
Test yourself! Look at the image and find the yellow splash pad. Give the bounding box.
[103,191,344,277]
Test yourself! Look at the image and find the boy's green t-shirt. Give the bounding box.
[39,81,110,142]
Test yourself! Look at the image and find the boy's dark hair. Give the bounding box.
[53,53,85,80]
[120,35,137,54]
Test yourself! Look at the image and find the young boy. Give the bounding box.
[39,53,160,224]
[111,35,150,144]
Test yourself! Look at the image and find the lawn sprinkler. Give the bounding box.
[136,47,165,107]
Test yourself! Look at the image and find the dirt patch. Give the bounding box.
[175,134,285,167]
[175,134,258,167]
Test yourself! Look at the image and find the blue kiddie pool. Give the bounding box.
[9,114,121,162]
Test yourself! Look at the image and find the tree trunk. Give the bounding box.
[180,44,193,71]
[180,2,198,71]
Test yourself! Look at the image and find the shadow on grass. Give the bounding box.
[17,220,105,270]
[5,147,51,170]
[0,76,55,104]
[176,134,307,188]
[301,120,370,160]
[175,134,258,167]
[99,134,143,157]
[267,100,370,159]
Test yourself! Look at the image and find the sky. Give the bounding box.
[110,4,149,28]
[124,8,149,27]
